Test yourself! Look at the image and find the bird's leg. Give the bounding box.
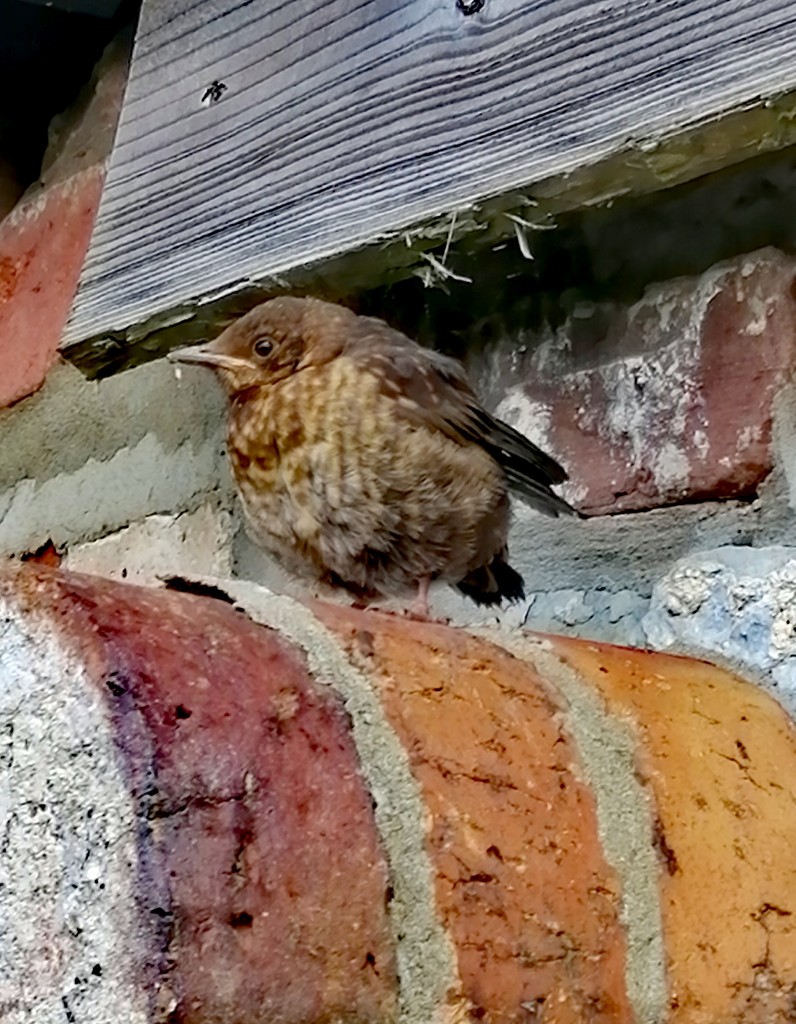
[407,577,432,621]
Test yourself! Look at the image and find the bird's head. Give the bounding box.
[168,295,350,396]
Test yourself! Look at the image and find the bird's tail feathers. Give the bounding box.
[456,554,525,606]
[504,468,584,518]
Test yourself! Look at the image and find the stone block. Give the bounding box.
[644,545,796,712]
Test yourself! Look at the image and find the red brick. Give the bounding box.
[493,249,796,514]
[546,634,796,1024]
[9,567,398,1023]
[0,168,105,408]
[316,601,633,1024]
[9,567,796,1023]
[0,29,130,408]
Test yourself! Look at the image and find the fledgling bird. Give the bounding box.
[169,297,578,618]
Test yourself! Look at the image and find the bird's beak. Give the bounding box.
[167,341,248,372]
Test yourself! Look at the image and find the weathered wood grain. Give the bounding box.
[65,0,796,353]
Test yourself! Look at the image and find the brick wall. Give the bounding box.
[444,246,796,715]
[2,22,796,1024]
[3,565,796,1023]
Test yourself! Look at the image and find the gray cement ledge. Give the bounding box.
[0,361,231,555]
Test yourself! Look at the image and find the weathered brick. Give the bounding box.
[3,566,397,1023]
[0,28,129,410]
[5,565,796,1024]
[316,602,634,1024]
[40,28,131,190]
[0,168,104,408]
[547,635,796,1024]
[487,248,796,514]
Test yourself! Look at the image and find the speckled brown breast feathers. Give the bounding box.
[169,296,578,613]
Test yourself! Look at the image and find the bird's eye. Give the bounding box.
[253,338,273,358]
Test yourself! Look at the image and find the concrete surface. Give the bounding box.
[64,502,234,584]
[644,545,796,711]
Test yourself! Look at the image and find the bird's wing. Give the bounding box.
[347,318,579,519]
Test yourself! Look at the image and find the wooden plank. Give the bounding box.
[65,0,796,355]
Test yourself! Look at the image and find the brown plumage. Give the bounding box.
[169,297,578,616]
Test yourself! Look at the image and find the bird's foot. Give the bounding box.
[402,608,450,624]
[402,578,450,623]
[403,577,429,620]
[353,580,449,624]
